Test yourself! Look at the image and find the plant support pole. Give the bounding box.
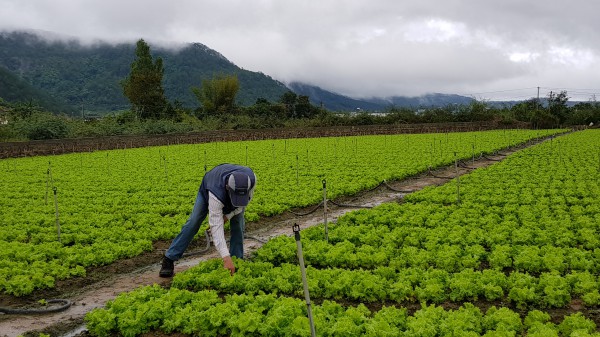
[293,224,316,337]
[53,187,61,243]
[323,179,328,242]
[455,152,461,205]
[163,156,169,183]
[45,168,50,205]
[45,162,53,205]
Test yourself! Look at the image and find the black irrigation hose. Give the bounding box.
[287,180,414,216]
[246,235,268,244]
[458,161,476,170]
[182,230,212,257]
[427,170,454,179]
[382,181,416,193]
[182,245,211,258]
[431,174,454,179]
[327,199,373,209]
[0,299,72,315]
[287,201,324,216]
[362,181,385,193]
[483,155,503,162]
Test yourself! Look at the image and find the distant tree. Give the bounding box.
[255,97,270,105]
[11,99,42,120]
[192,74,240,115]
[570,100,600,125]
[387,107,418,123]
[121,39,169,119]
[466,100,494,121]
[279,91,297,118]
[17,112,70,140]
[511,98,539,123]
[420,106,453,123]
[547,90,569,125]
[295,95,315,118]
[240,98,286,126]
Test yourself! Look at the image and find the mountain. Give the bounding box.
[289,81,474,112]
[287,82,384,112]
[367,94,474,108]
[0,65,75,113]
[0,31,289,113]
[0,30,477,115]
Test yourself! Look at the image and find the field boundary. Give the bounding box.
[0,121,527,158]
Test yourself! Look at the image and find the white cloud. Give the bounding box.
[548,46,595,68]
[0,0,599,100]
[404,19,469,44]
[509,52,540,63]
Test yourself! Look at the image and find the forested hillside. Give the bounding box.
[0,65,74,113]
[0,31,289,113]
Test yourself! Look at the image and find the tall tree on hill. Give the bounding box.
[122,39,169,119]
[192,74,240,115]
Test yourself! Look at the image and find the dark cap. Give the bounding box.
[227,172,252,207]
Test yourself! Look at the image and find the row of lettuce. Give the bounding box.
[0,129,562,296]
[85,129,600,336]
[86,285,597,337]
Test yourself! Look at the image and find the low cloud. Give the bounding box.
[1,0,598,100]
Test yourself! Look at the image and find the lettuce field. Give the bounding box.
[80,129,600,336]
[8,127,600,337]
[0,129,562,297]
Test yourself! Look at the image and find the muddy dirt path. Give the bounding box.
[0,140,541,337]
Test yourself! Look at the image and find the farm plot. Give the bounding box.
[0,129,562,296]
[85,129,600,336]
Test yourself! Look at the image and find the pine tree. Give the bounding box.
[122,39,168,119]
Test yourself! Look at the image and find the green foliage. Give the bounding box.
[14,112,70,140]
[0,32,289,112]
[0,129,561,296]
[275,91,322,119]
[569,101,600,125]
[558,313,597,336]
[121,39,170,119]
[192,74,240,115]
[547,90,570,124]
[0,65,74,114]
[80,129,600,336]
[484,306,522,333]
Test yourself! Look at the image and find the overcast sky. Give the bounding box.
[1,0,599,101]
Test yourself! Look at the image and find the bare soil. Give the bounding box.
[2,135,588,337]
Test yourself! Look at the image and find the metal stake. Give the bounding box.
[293,224,316,337]
[296,155,299,185]
[53,187,61,243]
[455,152,460,204]
[45,169,50,205]
[163,156,169,183]
[45,161,54,206]
[323,179,328,242]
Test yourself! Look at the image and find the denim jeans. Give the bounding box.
[165,190,245,261]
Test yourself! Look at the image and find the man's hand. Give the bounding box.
[223,256,235,275]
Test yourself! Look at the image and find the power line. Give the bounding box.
[459,86,599,101]
[465,87,539,95]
